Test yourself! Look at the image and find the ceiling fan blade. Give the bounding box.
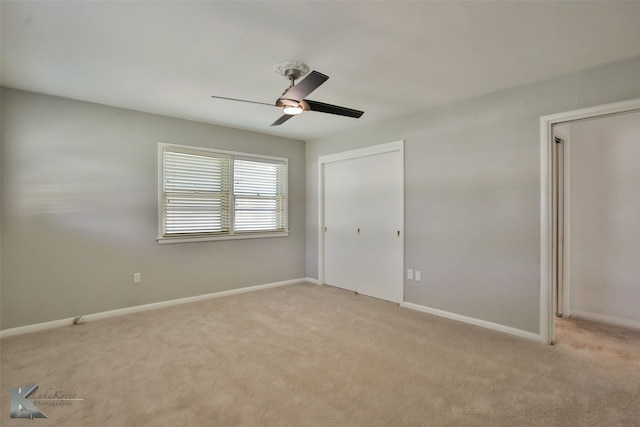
[271,114,295,126]
[281,71,329,102]
[210,95,275,107]
[305,100,364,118]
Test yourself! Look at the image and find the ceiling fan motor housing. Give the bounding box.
[276,98,309,111]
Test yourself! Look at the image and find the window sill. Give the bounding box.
[157,231,289,244]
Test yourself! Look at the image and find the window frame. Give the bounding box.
[157,143,289,244]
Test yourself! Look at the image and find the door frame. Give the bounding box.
[539,98,640,344]
[318,140,404,290]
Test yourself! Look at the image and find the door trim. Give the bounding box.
[540,98,640,344]
[318,140,404,290]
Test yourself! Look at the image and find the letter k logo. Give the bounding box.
[10,384,47,419]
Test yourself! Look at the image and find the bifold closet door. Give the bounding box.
[323,150,403,303]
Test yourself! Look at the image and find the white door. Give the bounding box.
[323,146,403,303]
[324,159,358,291]
[356,151,403,302]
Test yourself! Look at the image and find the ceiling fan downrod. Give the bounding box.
[275,60,310,85]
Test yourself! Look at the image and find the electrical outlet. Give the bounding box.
[134,272,141,284]
[415,271,421,281]
[407,269,414,280]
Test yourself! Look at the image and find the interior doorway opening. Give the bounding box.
[541,99,640,344]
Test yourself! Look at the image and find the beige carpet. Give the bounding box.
[1,282,639,426]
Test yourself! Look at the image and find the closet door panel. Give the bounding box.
[323,159,358,291]
[356,151,403,303]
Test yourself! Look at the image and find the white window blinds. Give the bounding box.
[233,158,287,232]
[159,144,288,242]
[162,147,231,236]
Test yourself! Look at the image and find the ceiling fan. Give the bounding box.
[211,61,364,126]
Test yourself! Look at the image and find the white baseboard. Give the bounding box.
[400,302,543,342]
[0,278,308,339]
[304,277,321,285]
[569,310,640,331]
[0,317,80,339]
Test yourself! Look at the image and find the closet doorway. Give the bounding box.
[319,141,404,303]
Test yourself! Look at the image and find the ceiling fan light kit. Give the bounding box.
[283,105,304,115]
[211,60,364,126]
[277,98,309,115]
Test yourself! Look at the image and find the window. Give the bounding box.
[158,143,288,243]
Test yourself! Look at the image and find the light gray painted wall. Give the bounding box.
[306,56,640,334]
[1,88,306,329]
[568,112,640,326]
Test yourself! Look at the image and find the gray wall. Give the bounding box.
[568,112,640,326]
[306,56,640,334]
[1,88,306,329]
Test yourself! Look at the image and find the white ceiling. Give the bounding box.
[2,1,640,141]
